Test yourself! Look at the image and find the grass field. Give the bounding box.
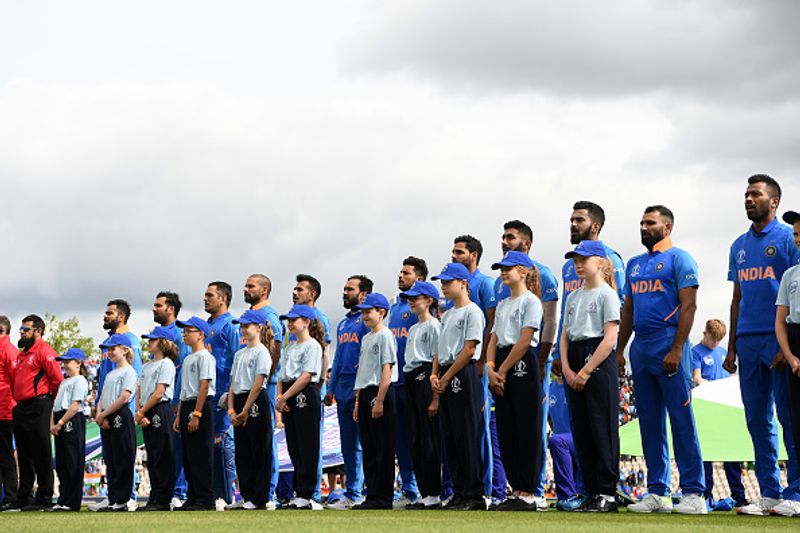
[1,509,798,532]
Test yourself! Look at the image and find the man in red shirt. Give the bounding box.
[0,315,18,511]
[12,314,63,511]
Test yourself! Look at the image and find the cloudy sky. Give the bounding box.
[1,0,798,346]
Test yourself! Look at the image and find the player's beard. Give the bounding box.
[570,227,592,245]
[641,229,665,250]
[18,337,35,351]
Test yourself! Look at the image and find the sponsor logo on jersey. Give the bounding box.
[630,264,641,278]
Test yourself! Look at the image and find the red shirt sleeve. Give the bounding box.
[39,346,63,396]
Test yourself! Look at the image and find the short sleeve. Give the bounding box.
[539,266,560,302]
[521,295,543,330]
[479,277,496,311]
[266,312,284,343]
[691,346,702,371]
[487,278,501,309]
[602,287,621,324]
[70,378,89,403]
[157,360,175,385]
[464,306,485,343]
[776,272,791,307]
[727,241,737,283]
[624,261,635,298]
[788,233,800,266]
[380,333,398,366]
[303,342,322,376]
[199,354,215,381]
[320,314,332,344]
[255,347,271,377]
[429,322,441,356]
[674,251,700,290]
[122,369,137,392]
[610,252,626,304]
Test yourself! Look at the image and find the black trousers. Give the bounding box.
[0,419,18,504]
[786,324,800,471]
[404,364,442,499]
[439,361,483,500]
[282,382,320,500]
[13,395,54,506]
[358,386,396,506]
[233,391,273,505]
[565,337,620,496]
[180,397,215,507]
[493,345,541,493]
[53,411,85,510]
[99,406,136,505]
[142,402,176,505]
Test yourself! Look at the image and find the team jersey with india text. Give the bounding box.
[388,298,419,385]
[729,219,800,336]
[625,238,699,335]
[328,310,368,393]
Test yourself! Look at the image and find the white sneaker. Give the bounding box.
[310,500,323,511]
[126,500,138,512]
[737,497,781,516]
[769,499,800,517]
[421,496,441,507]
[88,498,109,512]
[171,497,184,510]
[674,493,708,515]
[393,495,415,509]
[326,497,357,510]
[226,499,246,510]
[265,501,276,511]
[242,501,259,510]
[534,496,548,511]
[628,494,673,513]
[215,498,226,512]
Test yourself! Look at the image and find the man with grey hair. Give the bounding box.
[0,315,18,511]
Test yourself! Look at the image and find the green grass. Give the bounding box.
[1,509,798,532]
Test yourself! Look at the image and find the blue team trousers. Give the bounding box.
[335,375,364,501]
[631,329,704,495]
[736,333,800,500]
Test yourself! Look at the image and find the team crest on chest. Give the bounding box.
[588,301,598,313]
[736,249,747,265]
[765,245,777,258]
[631,264,641,278]
[455,319,465,330]
[655,262,665,272]
[402,312,410,320]
[513,360,527,377]
[420,332,428,343]
[790,281,799,294]
[371,344,380,354]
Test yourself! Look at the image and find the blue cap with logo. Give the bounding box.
[565,240,607,260]
[57,347,86,362]
[142,326,179,343]
[399,281,440,300]
[99,334,133,350]
[355,292,391,311]
[783,211,800,226]
[176,316,211,338]
[491,251,534,270]
[233,308,269,325]
[431,263,470,281]
[280,304,317,321]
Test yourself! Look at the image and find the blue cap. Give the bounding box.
[233,308,269,325]
[57,348,86,362]
[399,281,440,300]
[491,251,534,270]
[142,326,179,343]
[99,334,133,350]
[565,240,607,259]
[431,263,470,281]
[176,316,211,338]
[280,304,317,321]
[355,292,391,311]
[783,211,800,225]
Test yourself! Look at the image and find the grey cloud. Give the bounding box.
[341,0,800,105]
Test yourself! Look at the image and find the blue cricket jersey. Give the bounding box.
[329,310,368,399]
[728,218,800,337]
[388,298,419,386]
[691,343,730,381]
[207,312,240,432]
[625,237,699,335]
[548,379,572,435]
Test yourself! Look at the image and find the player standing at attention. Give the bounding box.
[431,263,486,511]
[775,208,800,518]
[725,175,800,517]
[619,205,706,515]
[486,251,543,511]
[136,327,179,512]
[559,241,621,513]
[48,348,89,512]
[399,281,445,510]
[352,293,399,510]
[325,276,373,510]
[486,221,559,510]
[388,257,427,507]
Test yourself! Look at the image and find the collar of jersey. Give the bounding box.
[115,325,130,335]
[749,217,778,237]
[650,236,673,254]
